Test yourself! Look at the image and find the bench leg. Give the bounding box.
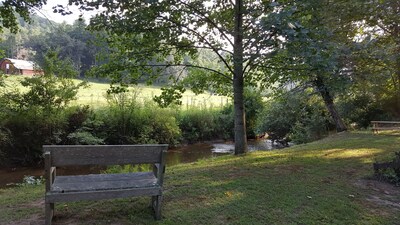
[45,203,54,225]
[152,195,162,220]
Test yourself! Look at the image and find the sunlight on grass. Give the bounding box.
[321,148,384,161]
[2,75,231,109]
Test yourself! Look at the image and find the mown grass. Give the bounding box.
[2,75,231,108]
[1,132,399,224]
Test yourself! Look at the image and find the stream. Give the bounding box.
[0,139,282,188]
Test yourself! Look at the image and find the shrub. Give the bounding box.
[1,107,67,165]
[256,90,330,144]
[337,94,391,128]
[176,108,222,143]
[0,61,86,166]
[216,88,265,140]
[373,152,400,185]
[97,92,181,145]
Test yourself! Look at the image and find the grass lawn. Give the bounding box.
[2,75,231,109]
[1,132,399,224]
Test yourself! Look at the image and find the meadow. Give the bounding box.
[3,75,231,109]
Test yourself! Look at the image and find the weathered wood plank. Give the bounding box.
[46,187,162,202]
[371,121,400,124]
[54,172,155,183]
[372,127,400,130]
[51,173,159,193]
[43,145,168,166]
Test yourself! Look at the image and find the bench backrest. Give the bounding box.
[43,145,168,167]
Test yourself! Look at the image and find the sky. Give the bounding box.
[36,0,95,24]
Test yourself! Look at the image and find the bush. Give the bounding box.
[97,92,181,145]
[373,152,400,185]
[256,90,330,144]
[337,94,391,128]
[216,88,265,140]
[1,107,67,165]
[0,71,86,165]
[176,108,223,143]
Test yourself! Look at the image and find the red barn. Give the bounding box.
[0,58,39,75]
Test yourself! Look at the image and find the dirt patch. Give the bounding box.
[19,199,44,209]
[355,179,400,209]
[9,214,43,225]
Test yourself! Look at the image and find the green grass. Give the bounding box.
[1,132,399,224]
[2,75,231,109]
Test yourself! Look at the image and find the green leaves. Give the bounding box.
[0,0,46,33]
[153,84,186,108]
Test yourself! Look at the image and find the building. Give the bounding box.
[0,58,39,75]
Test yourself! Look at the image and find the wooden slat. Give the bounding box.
[372,127,400,130]
[51,172,158,193]
[371,121,400,124]
[46,187,162,203]
[43,145,168,166]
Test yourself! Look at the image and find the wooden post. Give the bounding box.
[44,152,54,225]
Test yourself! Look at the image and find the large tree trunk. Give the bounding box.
[395,37,400,117]
[233,0,247,154]
[313,75,347,132]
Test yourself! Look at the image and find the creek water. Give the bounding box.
[0,139,280,188]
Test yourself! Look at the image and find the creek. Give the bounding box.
[0,139,283,188]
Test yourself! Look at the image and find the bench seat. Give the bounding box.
[46,172,162,203]
[51,172,158,193]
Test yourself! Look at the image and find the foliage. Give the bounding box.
[219,88,265,140]
[0,107,66,165]
[26,19,106,77]
[257,90,330,144]
[58,0,307,154]
[337,94,393,128]
[0,0,46,33]
[0,53,87,165]
[176,108,223,143]
[97,92,181,145]
[374,152,400,185]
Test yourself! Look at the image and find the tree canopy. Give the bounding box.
[0,0,46,33]
[57,0,303,154]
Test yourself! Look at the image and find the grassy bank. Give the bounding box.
[1,132,399,224]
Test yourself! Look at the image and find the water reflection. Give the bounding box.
[167,139,277,166]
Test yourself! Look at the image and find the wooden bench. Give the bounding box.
[371,121,400,133]
[44,144,168,225]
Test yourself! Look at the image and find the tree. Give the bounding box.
[58,0,294,154]
[0,0,46,33]
[25,19,104,76]
[352,0,400,117]
[261,0,364,132]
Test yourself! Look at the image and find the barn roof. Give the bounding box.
[4,58,35,70]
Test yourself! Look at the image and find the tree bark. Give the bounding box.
[313,75,347,132]
[395,36,400,117]
[233,0,247,154]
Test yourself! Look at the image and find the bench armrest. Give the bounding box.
[153,163,166,186]
[44,152,56,192]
